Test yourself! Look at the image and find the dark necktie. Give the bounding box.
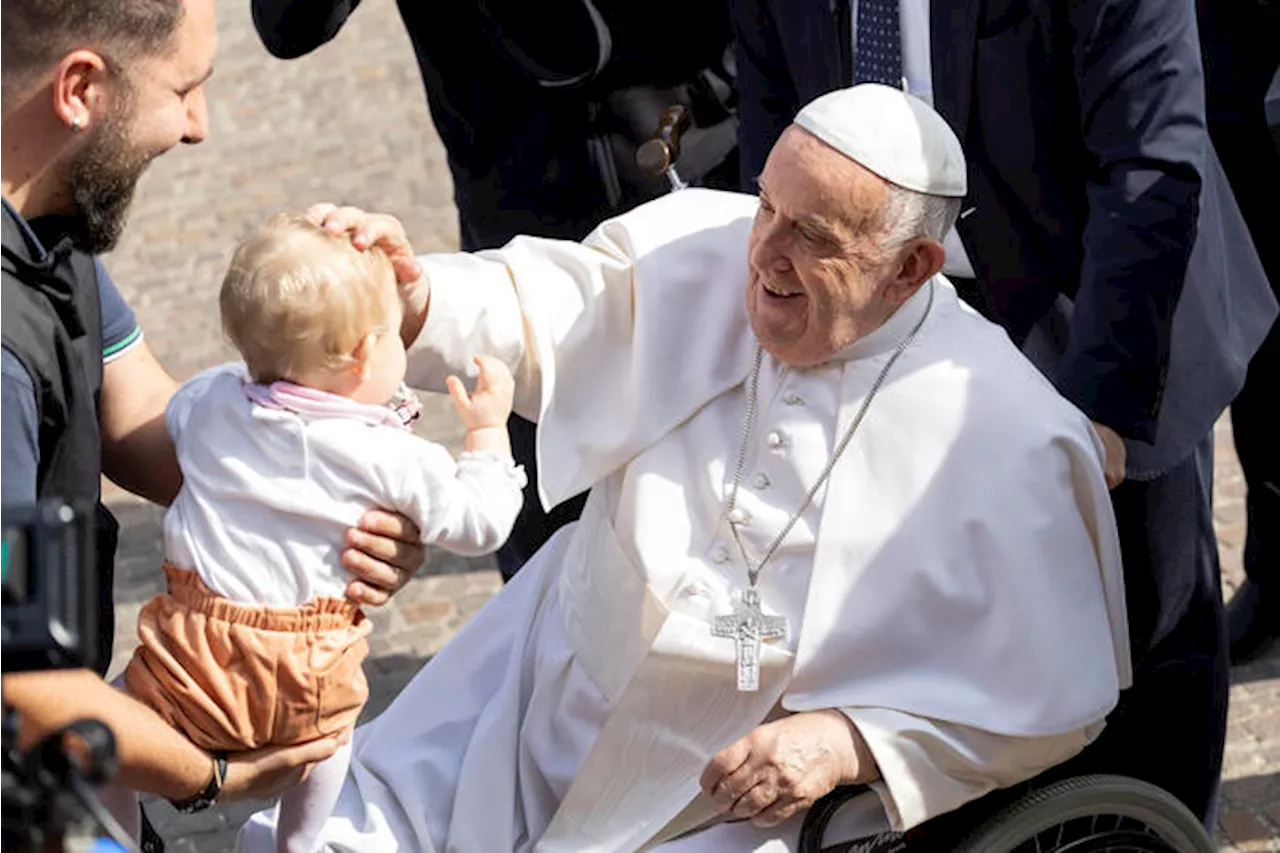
[853,0,903,88]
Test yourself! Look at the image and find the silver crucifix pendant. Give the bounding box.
[711,587,788,692]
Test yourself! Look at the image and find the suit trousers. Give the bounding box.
[1050,435,1228,823]
[1215,118,1280,602]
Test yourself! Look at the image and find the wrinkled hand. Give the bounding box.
[1091,421,1127,489]
[305,203,422,286]
[446,355,515,431]
[220,732,347,802]
[342,510,425,607]
[700,710,872,828]
[305,203,431,343]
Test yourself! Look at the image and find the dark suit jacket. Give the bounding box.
[1197,0,1280,129]
[732,0,1276,475]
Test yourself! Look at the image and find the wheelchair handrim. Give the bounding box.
[954,775,1215,853]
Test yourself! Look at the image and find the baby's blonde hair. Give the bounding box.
[220,213,396,384]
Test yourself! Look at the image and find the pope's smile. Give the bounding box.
[759,278,804,300]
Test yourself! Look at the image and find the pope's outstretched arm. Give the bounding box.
[402,189,762,510]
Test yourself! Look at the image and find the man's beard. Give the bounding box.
[63,103,154,255]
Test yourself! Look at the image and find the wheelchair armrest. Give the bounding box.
[798,785,875,853]
[798,779,1039,853]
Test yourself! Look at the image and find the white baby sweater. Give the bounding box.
[163,364,526,607]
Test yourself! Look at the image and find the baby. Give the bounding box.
[112,214,525,852]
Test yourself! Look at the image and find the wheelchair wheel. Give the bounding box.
[953,775,1216,853]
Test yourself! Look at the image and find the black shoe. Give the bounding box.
[1227,578,1280,665]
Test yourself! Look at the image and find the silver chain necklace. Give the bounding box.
[712,281,935,691]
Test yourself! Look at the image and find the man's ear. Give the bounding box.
[887,238,946,305]
[51,49,112,133]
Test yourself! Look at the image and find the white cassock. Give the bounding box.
[239,189,1131,853]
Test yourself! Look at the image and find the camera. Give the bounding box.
[2,500,135,852]
[2,499,99,674]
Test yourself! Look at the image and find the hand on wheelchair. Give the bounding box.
[700,709,876,828]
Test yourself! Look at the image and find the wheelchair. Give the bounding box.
[799,774,1217,853]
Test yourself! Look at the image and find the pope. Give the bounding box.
[241,84,1131,853]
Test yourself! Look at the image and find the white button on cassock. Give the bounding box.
[765,431,784,449]
[711,544,731,564]
[753,473,771,489]
[727,507,749,525]
[683,584,709,600]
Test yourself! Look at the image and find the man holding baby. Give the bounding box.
[0,0,428,838]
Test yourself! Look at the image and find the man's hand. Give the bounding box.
[220,735,346,802]
[1091,421,1127,489]
[305,203,431,344]
[699,710,875,828]
[343,510,426,607]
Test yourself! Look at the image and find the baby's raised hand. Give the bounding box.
[446,355,515,432]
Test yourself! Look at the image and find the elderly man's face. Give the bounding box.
[746,127,905,366]
[61,0,216,252]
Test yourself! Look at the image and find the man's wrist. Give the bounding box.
[399,269,431,347]
[168,751,227,813]
[829,709,879,786]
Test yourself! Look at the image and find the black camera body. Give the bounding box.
[1,500,126,852]
[2,500,99,674]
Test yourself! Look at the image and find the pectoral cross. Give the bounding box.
[712,587,788,692]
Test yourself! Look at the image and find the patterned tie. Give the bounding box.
[853,0,903,88]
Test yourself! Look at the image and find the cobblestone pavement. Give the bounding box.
[96,0,1278,850]
[1212,416,1280,853]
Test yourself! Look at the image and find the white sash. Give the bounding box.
[537,497,794,851]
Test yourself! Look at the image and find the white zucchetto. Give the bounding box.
[794,84,968,198]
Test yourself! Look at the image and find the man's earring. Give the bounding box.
[70,116,84,133]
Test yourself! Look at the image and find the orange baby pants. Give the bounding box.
[124,563,372,752]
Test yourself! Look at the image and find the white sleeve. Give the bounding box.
[404,250,533,413]
[373,433,527,556]
[404,225,638,422]
[165,362,249,442]
[841,707,1105,832]
[406,189,760,510]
